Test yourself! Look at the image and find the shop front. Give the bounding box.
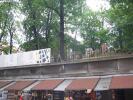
[110,75,133,100]
[0,75,133,100]
[65,78,99,100]
[54,80,72,100]
[112,89,133,100]
[31,79,64,100]
[94,77,112,100]
[4,80,35,100]
[0,80,13,100]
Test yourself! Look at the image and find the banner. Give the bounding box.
[0,48,51,68]
[0,55,5,67]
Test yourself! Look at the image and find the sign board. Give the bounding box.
[0,91,8,100]
[94,77,111,91]
[0,48,51,68]
[0,55,5,67]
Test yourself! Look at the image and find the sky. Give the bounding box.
[86,0,110,11]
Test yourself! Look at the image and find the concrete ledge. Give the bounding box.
[0,54,133,70]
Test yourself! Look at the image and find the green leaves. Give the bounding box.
[1,0,132,55]
[108,0,133,52]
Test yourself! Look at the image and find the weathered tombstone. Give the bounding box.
[67,48,73,60]
[101,43,108,55]
[85,48,94,58]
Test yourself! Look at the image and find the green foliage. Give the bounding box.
[1,0,133,56]
[64,34,85,54]
[21,0,86,56]
[80,9,109,50]
[108,0,133,52]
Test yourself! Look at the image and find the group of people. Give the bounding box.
[14,92,53,100]
[13,91,96,100]
[65,92,92,100]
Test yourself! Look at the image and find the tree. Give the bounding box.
[80,9,109,50]
[59,0,65,60]
[107,0,133,52]
[0,2,9,42]
[0,2,17,54]
[21,0,85,57]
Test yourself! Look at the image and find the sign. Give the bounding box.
[36,49,51,64]
[94,77,111,91]
[0,91,8,100]
[0,48,51,68]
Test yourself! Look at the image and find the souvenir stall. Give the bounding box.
[110,76,133,100]
[0,91,8,100]
[31,79,63,100]
[0,81,14,100]
[54,80,72,100]
[94,77,112,100]
[4,81,35,100]
[65,78,99,100]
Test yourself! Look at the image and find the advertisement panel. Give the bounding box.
[36,48,51,64]
[6,54,18,67]
[0,48,51,68]
[0,55,5,67]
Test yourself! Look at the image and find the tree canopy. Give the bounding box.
[0,0,133,58]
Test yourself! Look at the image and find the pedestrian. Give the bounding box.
[19,93,23,100]
[69,96,73,100]
[65,96,70,100]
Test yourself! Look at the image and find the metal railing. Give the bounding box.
[50,51,133,63]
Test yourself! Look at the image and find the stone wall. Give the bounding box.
[0,56,133,80]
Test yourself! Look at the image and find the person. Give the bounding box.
[96,92,102,100]
[82,93,88,100]
[74,92,80,100]
[31,92,35,100]
[65,96,70,100]
[47,92,53,100]
[19,93,23,100]
[69,95,73,100]
[42,93,47,100]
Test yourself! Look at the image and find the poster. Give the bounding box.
[0,48,51,68]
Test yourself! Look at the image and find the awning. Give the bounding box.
[66,78,99,91]
[32,79,63,90]
[23,81,41,91]
[0,82,15,91]
[110,76,133,89]
[54,80,72,91]
[0,81,12,89]
[5,80,35,91]
[94,77,112,91]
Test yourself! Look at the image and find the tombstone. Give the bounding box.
[94,49,100,57]
[67,48,73,60]
[85,48,94,58]
[101,43,108,55]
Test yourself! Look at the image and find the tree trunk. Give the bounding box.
[91,36,95,50]
[9,31,13,54]
[0,33,4,42]
[45,10,52,47]
[59,0,65,60]
[118,28,123,50]
[0,19,7,42]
